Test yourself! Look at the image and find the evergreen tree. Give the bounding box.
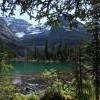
[0,0,100,99]
[56,40,63,61]
[34,46,37,60]
[44,39,49,60]
[51,43,56,61]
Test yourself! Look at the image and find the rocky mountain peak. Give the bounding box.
[0,17,17,41]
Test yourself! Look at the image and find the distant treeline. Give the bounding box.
[25,39,93,63]
[0,39,16,58]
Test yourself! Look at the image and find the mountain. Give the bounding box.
[19,27,91,48]
[0,17,28,56]
[0,16,92,56]
[0,17,17,41]
[1,16,92,47]
[3,17,49,38]
[18,15,91,47]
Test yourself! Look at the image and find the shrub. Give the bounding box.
[41,69,75,100]
[13,92,39,100]
[28,93,40,100]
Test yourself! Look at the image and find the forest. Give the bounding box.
[0,0,100,100]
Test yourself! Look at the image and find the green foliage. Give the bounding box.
[42,69,97,100]
[72,75,95,100]
[41,78,65,100]
[1,0,99,23]
[28,93,39,100]
[13,92,39,100]
[0,52,15,99]
[43,69,57,79]
[0,67,96,100]
[0,1,100,99]
[0,76,15,100]
[0,52,13,75]
[42,69,75,100]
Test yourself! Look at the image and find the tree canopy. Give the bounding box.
[0,0,100,100]
[0,0,100,26]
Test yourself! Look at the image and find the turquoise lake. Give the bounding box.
[10,61,75,75]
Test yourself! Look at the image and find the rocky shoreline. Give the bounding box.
[12,74,49,94]
[0,72,73,95]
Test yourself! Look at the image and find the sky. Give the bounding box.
[0,1,85,25]
[11,6,47,25]
[12,6,39,25]
[0,0,46,25]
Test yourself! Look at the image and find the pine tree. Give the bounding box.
[44,39,49,60]
[34,46,37,60]
[92,7,100,100]
[0,0,100,99]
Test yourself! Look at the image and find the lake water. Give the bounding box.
[10,61,74,75]
[4,61,75,92]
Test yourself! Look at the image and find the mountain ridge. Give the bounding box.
[0,16,92,56]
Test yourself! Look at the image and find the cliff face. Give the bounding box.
[3,17,36,36]
[0,17,17,42]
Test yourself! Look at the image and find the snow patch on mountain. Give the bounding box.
[15,32,25,38]
[2,17,51,38]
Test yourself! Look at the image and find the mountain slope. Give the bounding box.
[0,17,17,41]
[0,16,92,56]
[19,15,91,47]
[19,26,91,47]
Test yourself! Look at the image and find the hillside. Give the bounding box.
[0,16,92,56]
